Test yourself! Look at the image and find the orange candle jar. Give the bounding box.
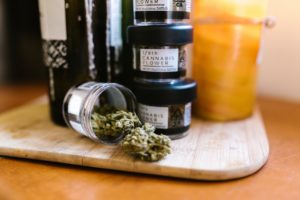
[192,0,271,121]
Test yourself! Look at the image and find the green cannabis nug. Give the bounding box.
[91,106,171,162]
[91,106,141,140]
[121,125,171,162]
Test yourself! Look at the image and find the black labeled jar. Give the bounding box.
[133,0,191,24]
[133,78,197,139]
[128,24,193,79]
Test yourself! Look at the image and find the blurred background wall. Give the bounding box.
[258,0,300,102]
[0,0,299,102]
[0,0,5,82]
[0,0,44,84]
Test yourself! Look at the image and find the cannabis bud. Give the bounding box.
[92,108,141,138]
[121,123,171,162]
[91,105,171,162]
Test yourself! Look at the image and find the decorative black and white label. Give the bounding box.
[140,49,179,72]
[39,0,68,69]
[135,0,191,12]
[39,0,68,101]
[42,40,68,69]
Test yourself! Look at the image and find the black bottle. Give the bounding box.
[38,0,123,125]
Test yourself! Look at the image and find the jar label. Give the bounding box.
[39,0,68,69]
[138,104,169,129]
[168,103,191,128]
[140,49,179,72]
[38,0,67,40]
[138,103,192,129]
[110,0,122,47]
[184,103,191,127]
[135,0,191,12]
[39,0,68,101]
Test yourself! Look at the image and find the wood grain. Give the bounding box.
[0,85,46,113]
[0,87,299,200]
[0,97,269,181]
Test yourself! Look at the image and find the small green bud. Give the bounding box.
[121,127,171,162]
[91,105,171,162]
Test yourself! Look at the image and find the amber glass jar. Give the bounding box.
[192,0,272,121]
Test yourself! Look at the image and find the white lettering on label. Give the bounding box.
[135,0,191,12]
[140,49,179,72]
[138,104,169,129]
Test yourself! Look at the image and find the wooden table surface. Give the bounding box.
[0,85,300,200]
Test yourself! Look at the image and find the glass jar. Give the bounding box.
[191,0,274,121]
[128,24,193,79]
[133,0,192,24]
[193,0,269,20]
[63,82,137,144]
[133,78,197,139]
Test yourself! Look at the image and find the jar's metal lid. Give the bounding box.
[133,79,197,105]
[128,24,193,45]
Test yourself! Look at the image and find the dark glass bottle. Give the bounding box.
[38,0,123,126]
[120,0,134,87]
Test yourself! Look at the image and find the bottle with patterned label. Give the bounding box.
[38,0,123,125]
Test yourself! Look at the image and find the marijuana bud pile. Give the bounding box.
[91,106,171,162]
[121,124,171,162]
[92,109,141,138]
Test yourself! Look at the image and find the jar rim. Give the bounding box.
[128,23,193,45]
[133,78,197,105]
[82,83,138,143]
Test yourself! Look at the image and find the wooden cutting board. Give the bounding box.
[0,98,269,181]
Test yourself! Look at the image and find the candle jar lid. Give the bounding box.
[133,78,197,105]
[63,82,137,144]
[128,24,193,46]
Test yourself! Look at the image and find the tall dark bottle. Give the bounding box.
[120,0,134,87]
[38,0,123,125]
